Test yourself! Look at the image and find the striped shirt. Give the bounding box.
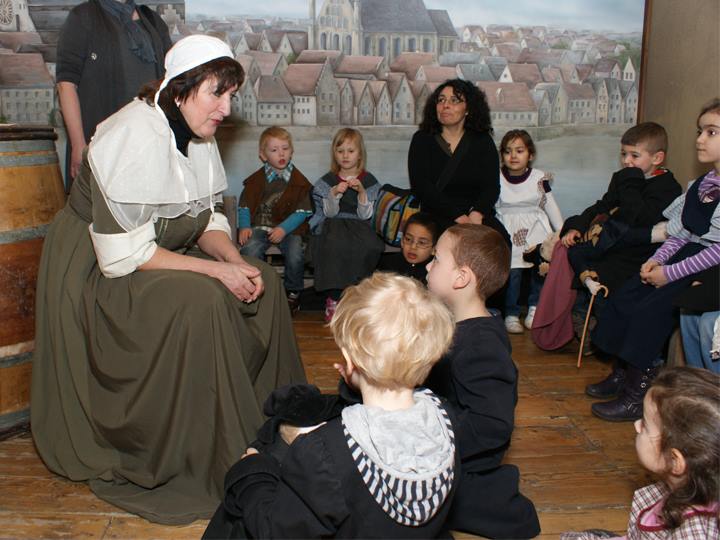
[654,171,720,282]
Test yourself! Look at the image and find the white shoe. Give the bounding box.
[524,306,537,329]
[505,316,523,334]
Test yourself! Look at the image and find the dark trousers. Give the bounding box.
[447,465,540,539]
[592,243,704,370]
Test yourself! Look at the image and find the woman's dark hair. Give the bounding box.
[138,57,244,121]
[650,367,720,529]
[500,129,536,160]
[419,79,493,135]
[404,212,440,244]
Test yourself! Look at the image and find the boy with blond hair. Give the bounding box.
[207,273,459,538]
[425,223,541,538]
[239,126,312,312]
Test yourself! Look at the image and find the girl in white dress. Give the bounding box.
[495,130,563,333]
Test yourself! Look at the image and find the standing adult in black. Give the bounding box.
[56,0,171,182]
[408,79,509,245]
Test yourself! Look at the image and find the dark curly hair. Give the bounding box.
[138,57,244,122]
[419,79,493,135]
[650,367,720,529]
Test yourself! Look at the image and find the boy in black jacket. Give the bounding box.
[205,273,458,539]
[424,224,541,539]
[560,122,681,299]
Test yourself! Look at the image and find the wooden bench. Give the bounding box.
[222,195,399,290]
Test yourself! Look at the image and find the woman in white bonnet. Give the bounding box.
[31,35,306,524]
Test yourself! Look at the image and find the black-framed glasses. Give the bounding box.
[437,96,465,105]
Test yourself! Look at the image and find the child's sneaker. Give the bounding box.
[524,306,536,329]
[505,316,523,334]
[324,297,338,323]
[287,291,301,316]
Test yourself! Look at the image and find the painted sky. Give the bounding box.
[186,0,645,32]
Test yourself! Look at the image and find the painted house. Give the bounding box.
[247,50,289,77]
[385,72,415,124]
[336,77,354,125]
[595,58,621,80]
[296,49,344,70]
[591,79,609,124]
[411,79,431,122]
[368,79,391,125]
[531,88,552,126]
[498,63,543,88]
[0,52,54,124]
[415,65,457,83]
[389,52,436,80]
[620,80,638,123]
[335,55,387,80]
[235,54,262,85]
[234,32,262,55]
[255,75,292,126]
[564,82,596,124]
[477,81,538,127]
[348,78,375,125]
[237,78,257,125]
[456,63,494,82]
[282,60,340,126]
[623,57,636,82]
[534,82,568,124]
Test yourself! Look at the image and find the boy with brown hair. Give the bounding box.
[239,126,312,312]
[424,223,541,538]
[561,122,682,296]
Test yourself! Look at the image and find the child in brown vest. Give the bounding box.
[239,127,312,312]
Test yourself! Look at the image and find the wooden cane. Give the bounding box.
[577,285,609,368]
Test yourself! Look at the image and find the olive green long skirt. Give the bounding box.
[31,205,306,524]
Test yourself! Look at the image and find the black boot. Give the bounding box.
[585,361,626,398]
[591,365,658,422]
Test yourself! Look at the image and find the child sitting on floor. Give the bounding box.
[562,367,719,539]
[203,273,458,539]
[589,99,720,422]
[424,224,541,539]
[309,128,385,322]
[495,129,563,333]
[238,126,313,313]
[377,212,439,284]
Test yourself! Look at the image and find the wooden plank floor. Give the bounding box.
[0,311,647,539]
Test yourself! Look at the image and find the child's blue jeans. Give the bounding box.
[680,311,720,373]
[240,228,305,293]
[505,268,543,317]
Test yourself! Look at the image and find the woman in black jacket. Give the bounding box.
[408,79,509,245]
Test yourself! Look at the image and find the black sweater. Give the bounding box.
[424,316,517,473]
[561,167,682,236]
[204,417,457,539]
[408,130,500,227]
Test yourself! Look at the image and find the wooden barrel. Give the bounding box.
[0,126,65,439]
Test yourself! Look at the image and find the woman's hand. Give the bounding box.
[238,228,253,246]
[468,210,484,225]
[70,144,87,179]
[561,229,581,247]
[214,260,264,302]
[455,214,471,224]
[267,227,286,244]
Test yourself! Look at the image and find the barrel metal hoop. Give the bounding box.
[0,225,48,245]
[0,351,32,369]
[0,409,30,431]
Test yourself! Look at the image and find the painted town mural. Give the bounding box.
[0,0,646,213]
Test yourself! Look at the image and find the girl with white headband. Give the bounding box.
[32,35,306,524]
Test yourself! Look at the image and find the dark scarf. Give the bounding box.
[97,0,156,63]
[161,100,198,156]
